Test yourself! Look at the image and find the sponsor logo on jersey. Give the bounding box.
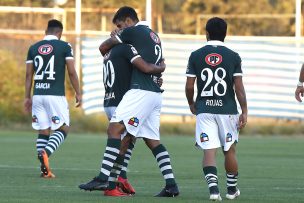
[205,53,222,66]
[226,133,233,142]
[200,133,209,142]
[32,115,38,123]
[38,44,53,55]
[52,116,60,124]
[150,32,160,44]
[128,117,139,127]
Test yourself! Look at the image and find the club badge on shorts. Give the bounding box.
[226,133,233,142]
[52,116,60,124]
[200,133,209,142]
[32,115,38,123]
[128,117,139,127]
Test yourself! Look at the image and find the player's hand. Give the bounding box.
[238,113,247,130]
[110,29,121,38]
[189,103,196,115]
[75,94,82,108]
[157,76,163,87]
[159,59,166,72]
[295,86,304,102]
[24,98,32,113]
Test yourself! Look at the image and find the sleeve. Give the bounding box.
[115,27,135,44]
[25,46,33,64]
[233,53,243,77]
[186,52,197,77]
[124,45,141,63]
[65,43,74,60]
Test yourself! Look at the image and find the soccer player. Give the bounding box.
[185,17,247,201]
[24,19,81,178]
[295,64,304,102]
[79,6,179,197]
[102,44,166,196]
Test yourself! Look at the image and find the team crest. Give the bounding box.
[150,32,160,44]
[51,116,60,124]
[226,133,233,142]
[32,115,38,123]
[205,53,222,66]
[200,133,209,142]
[128,117,139,127]
[38,44,53,55]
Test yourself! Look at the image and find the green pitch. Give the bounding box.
[0,131,303,203]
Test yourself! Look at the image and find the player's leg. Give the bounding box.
[216,114,240,200]
[106,134,135,196]
[32,96,54,178]
[79,122,124,191]
[44,124,69,157]
[144,138,179,197]
[223,144,240,199]
[196,113,222,201]
[104,106,135,195]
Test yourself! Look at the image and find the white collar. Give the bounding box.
[43,35,58,40]
[135,21,150,27]
[206,40,225,46]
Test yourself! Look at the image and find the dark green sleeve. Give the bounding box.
[123,45,140,62]
[26,46,33,63]
[65,43,74,58]
[116,26,136,44]
[234,53,242,75]
[186,52,196,77]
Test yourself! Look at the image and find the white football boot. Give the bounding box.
[226,188,240,200]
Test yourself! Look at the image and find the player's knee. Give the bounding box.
[56,124,69,134]
[107,122,124,139]
[39,128,50,135]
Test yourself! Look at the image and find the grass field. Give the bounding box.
[0,131,303,203]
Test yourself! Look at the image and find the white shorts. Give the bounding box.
[110,89,162,140]
[104,106,127,139]
[32,95,69,130]
[195,113,239,151]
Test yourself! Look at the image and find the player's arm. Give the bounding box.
[24,62,34,113]
[185,77,196,115]
[132,58,165,74]
[66,59,82,107]
[234,76,247,129]
[295,63,304,102]
[99,37,120,56]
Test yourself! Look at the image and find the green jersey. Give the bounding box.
[186,40,242,115]
[26,35,73,96]
[103,44,139,107]
[116,21,162,93]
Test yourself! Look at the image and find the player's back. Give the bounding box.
[103,44,134,107]
[116,23,162,92]
[27,38,73,96]
[187,41,242,115]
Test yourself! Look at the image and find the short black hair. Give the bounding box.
[112,6,139,23]
[205,17,227,42]
[46,19,63,33]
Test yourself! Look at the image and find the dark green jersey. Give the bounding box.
[26,35,73,96]
[116,21,162,92]
[186,41,242,115]
[103,44,139,107]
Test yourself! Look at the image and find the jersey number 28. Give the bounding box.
[201,67,227,97]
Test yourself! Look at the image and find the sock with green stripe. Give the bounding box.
[119,141,135,179]
[98,138,121,181]
[203,166,219,194]
[152,144,176,186]
[45,130,67,157]
[36,134,49,152]
[108,154,124,190]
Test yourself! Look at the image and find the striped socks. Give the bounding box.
[44,130,67,157]
[108,154,124,189]
[98,138,121,181]
[36,134,49,152]
[120,141,135,179]
[203,166,219,194]
[152,144,176,186]
[227,173,238,193]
